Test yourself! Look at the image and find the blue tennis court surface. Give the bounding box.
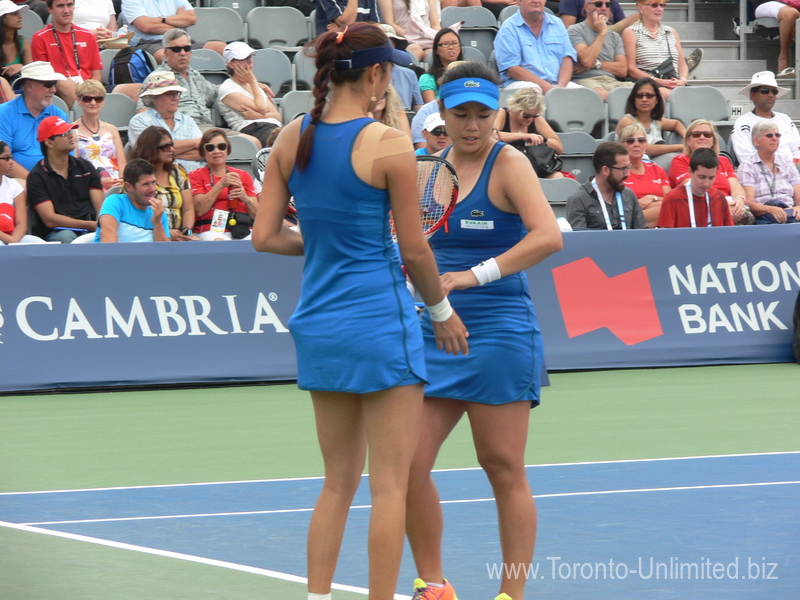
[2,452,798,599]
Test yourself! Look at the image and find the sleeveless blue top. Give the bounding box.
[421,141,543,405]
[287,115,426,392]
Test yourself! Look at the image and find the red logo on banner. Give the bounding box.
[552,257,663,345]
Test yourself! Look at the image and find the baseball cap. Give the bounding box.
[37,116,78,142]
[423,113,446,132]
[223,41,256,64]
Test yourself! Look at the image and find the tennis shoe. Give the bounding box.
[412,578,458,600]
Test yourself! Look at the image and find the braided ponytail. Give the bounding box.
[294,23,389,171]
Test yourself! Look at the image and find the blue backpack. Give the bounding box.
[109,47,153,85]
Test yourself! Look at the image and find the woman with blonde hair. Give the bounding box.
[621,0,689,97]
[493,85,564,179]
[619,122,670,227]
[669,119,750,223]
[73,79,127,191]
[371,83,411,137]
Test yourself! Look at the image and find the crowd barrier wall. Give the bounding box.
[0,226,797,392]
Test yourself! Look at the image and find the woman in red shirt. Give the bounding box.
[621,123,671,228]
[190,128,258,241]
[668,119,750,223]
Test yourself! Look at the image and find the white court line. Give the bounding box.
[0,520,412,600]
[1,450,798,497]
[22,480,800,526]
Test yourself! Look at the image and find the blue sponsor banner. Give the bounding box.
[0,243,303,392]
[528,226,800,370]
[0,226,798,392]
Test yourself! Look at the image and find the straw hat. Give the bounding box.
[139,71,187,97]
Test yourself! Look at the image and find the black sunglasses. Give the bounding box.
[429,128,447,137]
[167,45,193,54]
[157,142,174,151]
[756,87,779,95]
[204,142,229,152]
[81,95,104,103]
[624,137,648,144]
[0,154,13,161]
[764,132,782,139]
[38,80,57,88]
[590,1,612,6]
[635,92,657,99]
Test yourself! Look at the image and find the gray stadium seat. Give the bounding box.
[21,10,43,42]
[293,49,316,90]
[666,86,729,127]
[187,7,245,45]
[206,0,258,22]
[100,47,119,86]
[228,134,260,176]
[539,177,580,218]
[252,48,295,99]
[50,95,70,119]
[246,6,309,53]
[280,90,313,122]
[544,87,605,136]
[605,85,632,135]
[558,131,597,183]
[461,45,487,66]
[498,5,518,25]
[441,6,497,28]
[190,48,228,85]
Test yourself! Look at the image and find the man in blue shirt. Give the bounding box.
[494,0,579,91]
[0,61,68,178]
[96,159,171,242]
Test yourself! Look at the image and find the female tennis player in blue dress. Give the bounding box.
[251,22,468,600]
[405,63,563,600]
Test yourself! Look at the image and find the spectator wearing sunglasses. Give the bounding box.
[189,128,258,241]
[492,85,564,178]
[73,79,126,191]
[415,113,449,156]
[737,119,800,224]
[619,123,669,227]
[560,0,639,32]
[616,77,684,158]
[0,60,68,178]
[121,0,224,63]
[27,114,103,242]
[567,0,634,100]
[730,71,800,165]
[137,30,261,147]
[129,124,195,240]
[129,70,204,173]
[669,119,751,225]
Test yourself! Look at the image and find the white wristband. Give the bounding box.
[470,257,502,286]
[427,297,453,322]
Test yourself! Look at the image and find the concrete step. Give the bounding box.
[619,2,687,22]
[682,40,741,61]
[691,59,767,79]
[663,21,715,40]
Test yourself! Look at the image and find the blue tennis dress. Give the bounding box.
[287,116,427,392]
[421,142,544,406]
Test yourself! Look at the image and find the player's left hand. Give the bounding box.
[440,270,479,294]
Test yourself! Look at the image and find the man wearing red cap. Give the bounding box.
[27,115,103,242]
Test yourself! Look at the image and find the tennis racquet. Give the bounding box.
[391,155,459,241]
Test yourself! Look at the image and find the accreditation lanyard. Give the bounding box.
[685,180,711,227]
[50,25,80,77]
[592,179,626,230]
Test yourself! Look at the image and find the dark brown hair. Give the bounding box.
[131,126,173,172]
[295,22,390,171]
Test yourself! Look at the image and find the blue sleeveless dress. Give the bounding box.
[420,142,544,405]
[287,116,427,392]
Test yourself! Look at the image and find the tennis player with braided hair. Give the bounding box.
[405,61,563,600]
[251,22,468,600]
